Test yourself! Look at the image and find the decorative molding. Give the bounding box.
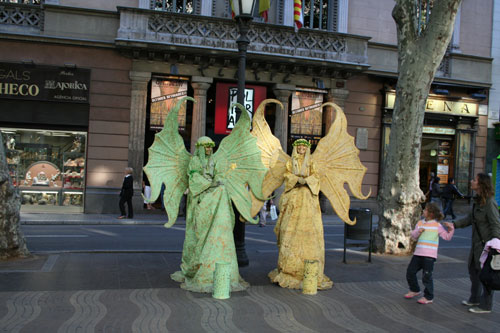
[338,0,348,33]
[451,3,461,52]
[200,0,212,16]
[282,0,294,27]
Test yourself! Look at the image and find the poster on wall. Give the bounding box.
[214,82,267,134]
[150,77,189,131]
[290,88,325,146]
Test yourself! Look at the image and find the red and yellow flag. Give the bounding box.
[294,0,303,29]
[259,0,270,22]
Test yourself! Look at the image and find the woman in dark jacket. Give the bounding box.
[453,173,500,313]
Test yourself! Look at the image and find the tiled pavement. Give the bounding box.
[1,247,499,332]
[2,209,498,332]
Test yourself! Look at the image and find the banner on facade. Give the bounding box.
[214,82,266,134]
[150,77,189,131]
[0,62,90,104]
[290,89,325,144]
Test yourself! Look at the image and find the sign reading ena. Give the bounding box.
[385,91,478,117]
[0,62,90,104]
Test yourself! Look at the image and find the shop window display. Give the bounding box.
[1,128,86,213]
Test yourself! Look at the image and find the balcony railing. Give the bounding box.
[0,1,43,29]
[116,7,369,67]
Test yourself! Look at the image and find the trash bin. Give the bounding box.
[343,208,373,263]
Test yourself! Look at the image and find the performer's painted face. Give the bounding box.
[205,146,213,155]
[297,145,307,155]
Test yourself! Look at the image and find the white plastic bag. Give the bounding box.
[270,204,278,220]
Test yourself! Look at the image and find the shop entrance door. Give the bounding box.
[420,137,454,193]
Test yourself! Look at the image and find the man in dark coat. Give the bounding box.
[442,177,464,220]
[118,167,134,219]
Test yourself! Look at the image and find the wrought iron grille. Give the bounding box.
[0,1,43,28]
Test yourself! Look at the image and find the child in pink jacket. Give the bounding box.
[404,202,454,304]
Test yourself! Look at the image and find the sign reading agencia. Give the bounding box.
[385,91,478,117]
[0,62,90,104]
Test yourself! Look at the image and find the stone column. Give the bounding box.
[273,84,295,152]
[191,76,213,153]
[325,82,350,134]
[128,71,151,190]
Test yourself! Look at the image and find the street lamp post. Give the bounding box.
[232,0,256,267]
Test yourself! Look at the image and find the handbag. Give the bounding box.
[479,249,500,290]
[270,204,278,220]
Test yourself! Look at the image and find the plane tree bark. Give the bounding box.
[373,0,462,254]
[0,134,29,260]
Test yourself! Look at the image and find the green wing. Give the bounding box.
[213,103,267,224]
[143,97,194,227]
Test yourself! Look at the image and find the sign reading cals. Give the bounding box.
[0,62,90,104]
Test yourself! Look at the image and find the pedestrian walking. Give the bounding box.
[404,202,454,304]
[453,173,500,313]
[430,176,442,208]
[143,174,154,210]
[259,200,268,227]
[442,177,464,220]
[118,167,134,219]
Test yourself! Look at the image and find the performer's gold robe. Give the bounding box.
[268,160,333,290]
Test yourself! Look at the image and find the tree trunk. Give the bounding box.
[0,134,29,260]
[374,0,462,254]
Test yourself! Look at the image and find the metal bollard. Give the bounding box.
[302,259,319,295]
[212,262,231,299]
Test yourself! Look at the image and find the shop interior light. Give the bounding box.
[470,91,487,100]
[170,64,179,75]
[22,190,59,194]
[433,87,449,95]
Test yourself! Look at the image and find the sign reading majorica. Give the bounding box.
[385,91,478,117]
[0,62,90,104]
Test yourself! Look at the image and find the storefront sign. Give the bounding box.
[385,92,478,117]
[150,77,189,131]
[214,83,266,134]
[422,126,456,135]
[0,62,90,103]
[290,89,325,139]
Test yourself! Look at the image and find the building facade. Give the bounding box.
[0,0,494,214]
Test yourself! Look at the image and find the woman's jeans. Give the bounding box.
[406,255,436,300]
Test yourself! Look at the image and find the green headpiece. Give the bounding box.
[292,139,311,147]
[195,136,215,148]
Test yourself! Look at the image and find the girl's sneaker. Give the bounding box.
[417,297,433,304]
[404,291,420,299]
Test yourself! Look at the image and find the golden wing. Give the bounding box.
[249,99,291,218]
[312,102,370,225]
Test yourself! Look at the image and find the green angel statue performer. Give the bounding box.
[144,97,267,293]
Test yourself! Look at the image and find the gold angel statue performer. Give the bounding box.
[250,99,370,290]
